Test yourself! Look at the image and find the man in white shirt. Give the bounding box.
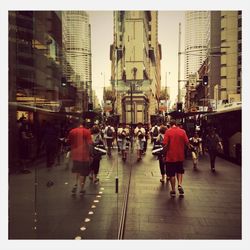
[117,123,130,161]
[150,123,160,146]
[104,123,115,156]
[134,122,146,161]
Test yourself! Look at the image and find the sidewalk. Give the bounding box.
[9,147,241,239]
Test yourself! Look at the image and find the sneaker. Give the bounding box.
[178,185,184,195]
[170,190,176,197]
[72,185,77,193]
[79,190,85,195]
[94,178,99,184]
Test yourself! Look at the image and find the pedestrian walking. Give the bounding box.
[89,125,105,183]
[117,123,130,161]
[104,123,115,157]
[162,119,190,197]
[43,120,60,170]
[204,127,223,172]
[150,123,160,146]
[68,119,93,195]
[155,125,170,183]
[189,131,203,170]
[134,122,146,161]
[17,117,33,174]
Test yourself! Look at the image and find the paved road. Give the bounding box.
[9,144,241,240]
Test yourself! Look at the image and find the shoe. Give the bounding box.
[79,190,85,195]
[170,190,176,197]
[211,168,215,173]
[94,178,99,184]
[166,177,170,182]
[160,179,164,184]
[178,185,184,196]
[89,175,93,180]
[72,185,77,193]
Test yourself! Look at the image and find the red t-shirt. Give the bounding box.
[163,126,189,162]
[68,126,93,162]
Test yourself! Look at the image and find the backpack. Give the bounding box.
[118,129,126,139]
[138,130,144,139]
[106,126,113,137]
[152,126,159,137]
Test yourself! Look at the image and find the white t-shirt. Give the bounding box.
[134,127,146,141]
[151,126,160,138]
[104,126,115,139]
[117,127,129,141]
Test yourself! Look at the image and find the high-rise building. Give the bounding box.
[219,11,241,103]
[110,11,161,124]
[9,11,63,171]
[184,11,209,80]
[62,11,92,111]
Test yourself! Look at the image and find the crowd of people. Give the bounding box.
[16,116,223,197]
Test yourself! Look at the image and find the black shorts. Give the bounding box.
[72,161,90,176]
[166,161,184,177]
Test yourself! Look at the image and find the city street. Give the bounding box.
[9,143,241,240]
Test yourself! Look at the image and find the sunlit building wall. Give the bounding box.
[111,11,161,124]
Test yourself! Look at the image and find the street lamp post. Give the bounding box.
[131,67,137,126]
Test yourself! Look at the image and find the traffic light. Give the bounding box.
[202,75,208,86]
[177,102,182,112]
[61,77,67,87]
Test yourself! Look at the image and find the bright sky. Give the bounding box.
[89,11,185,106]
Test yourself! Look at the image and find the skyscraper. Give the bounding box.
[184,11,209,80]
[62,11,92,111]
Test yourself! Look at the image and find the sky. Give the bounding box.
[89,11,185,105]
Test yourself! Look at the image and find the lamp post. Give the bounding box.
[131,67,137,126]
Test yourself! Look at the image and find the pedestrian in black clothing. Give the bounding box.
[205,127,223,172]
[156,125,169,183]
[89,125,105,183]
[43,121,60,169]
[18,118,33,173]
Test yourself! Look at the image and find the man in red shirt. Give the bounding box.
[163,119,190,197]
[68,119,93,195]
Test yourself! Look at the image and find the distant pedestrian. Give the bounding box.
[89,125,105,184]
[117,123,130,161]
[163,119,190,197]
[104,123,115,157]
[151,123,160,146]
[68,119,93,195]
[134,122,146,161]
[205,127,223,172]
[189,131,203,170]
[43,121,60,169]
[156,125,170,183]
[18,117,33,174]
